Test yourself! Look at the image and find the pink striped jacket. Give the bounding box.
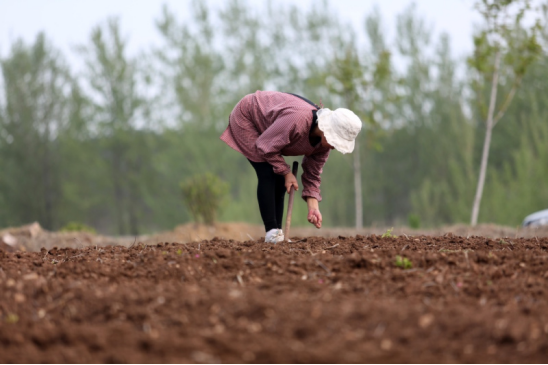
[220,90,331,202]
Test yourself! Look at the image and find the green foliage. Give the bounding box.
[76,18,155,235]
[381,228,397,238]
[180,173,229,226]
[467,0,542,226]
[0,33,73,230]
[408,214,421,229]
[59,222,97,234]
[468,0,542,120]
[395,255,413,269]
[1,0,548,234]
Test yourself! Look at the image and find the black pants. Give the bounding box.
[248,160,286,232]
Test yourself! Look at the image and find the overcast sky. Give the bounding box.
[0,0,479,68]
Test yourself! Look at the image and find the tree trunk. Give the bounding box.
[471,51,501,226]
[43,119,53,230]
[353,138,363,229]
[112,153,126,235]
[128,183,139,236]
[43,145,53,230]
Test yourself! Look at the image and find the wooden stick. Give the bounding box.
[284,161,299,242]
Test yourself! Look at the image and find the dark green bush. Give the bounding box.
[180,173,229,225]
[408,213,421,229]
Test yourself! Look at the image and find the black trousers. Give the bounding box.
[248,160,286,232]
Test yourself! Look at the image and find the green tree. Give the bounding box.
[155,1,226,129]
[480,46,548,225]
[469,0,542,226]
[325,33,393,228]
[409,34,476,227]
[78,18,154,235]
[0,34,73,229]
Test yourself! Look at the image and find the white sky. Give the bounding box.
[0,0,480,69]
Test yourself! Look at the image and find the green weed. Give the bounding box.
[395,255,412,269]
[6,314,19,324]
[382,228,397,238]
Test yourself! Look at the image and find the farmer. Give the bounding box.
[220,91,362,243]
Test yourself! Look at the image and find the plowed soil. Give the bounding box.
[1,233,548,363]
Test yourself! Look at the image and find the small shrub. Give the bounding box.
[59,222,96,234]
[395,255,412,269]
[180,173,229,226]
[408,213,421,229]
[381,227,397,238]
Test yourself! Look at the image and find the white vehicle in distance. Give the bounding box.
[522,209,548,227]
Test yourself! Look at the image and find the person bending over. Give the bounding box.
[220,91,362,243]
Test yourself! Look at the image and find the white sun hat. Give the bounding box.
[317,108,363,154]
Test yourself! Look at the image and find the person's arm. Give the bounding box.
[300,148,330,202]
[301,148,330,229]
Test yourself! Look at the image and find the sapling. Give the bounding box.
[180,173,229,226]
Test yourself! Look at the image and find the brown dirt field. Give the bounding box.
[152,222,548,248]
[2,221,548,252]
[1,232,548,363]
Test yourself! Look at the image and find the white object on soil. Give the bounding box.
[1,233,17,246]
[265,229,284,243]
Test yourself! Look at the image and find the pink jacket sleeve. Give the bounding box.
[255,114,303,176]
[301,147,330,202]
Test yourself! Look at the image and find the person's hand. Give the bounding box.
[284,172,298,193]
[308,208,322,229]
[306,197,322,228]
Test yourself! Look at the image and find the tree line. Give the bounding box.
[0,0,547,235]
